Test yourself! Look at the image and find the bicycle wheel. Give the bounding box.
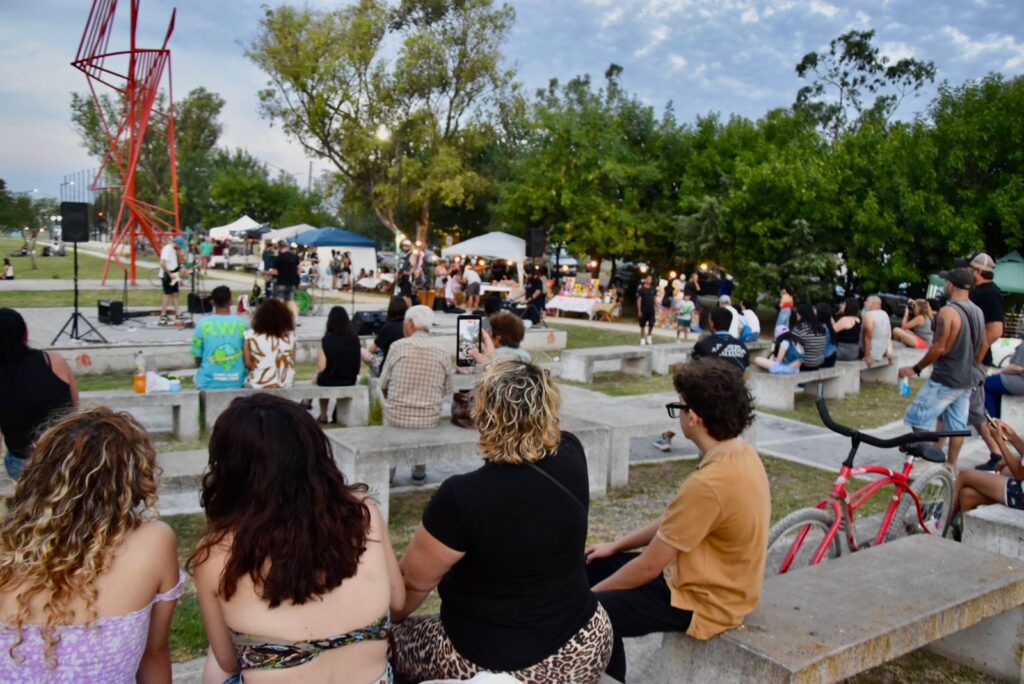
[295,289,312,316]
[766,508,841,575]
[890,466,955,538]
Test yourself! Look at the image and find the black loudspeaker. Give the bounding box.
[97,299,124,325]
[60,202,90,242]
[188,293,213,314]
[353,310,387,336]
[526,227,546,258]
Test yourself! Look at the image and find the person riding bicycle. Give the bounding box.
[584,358,770,682]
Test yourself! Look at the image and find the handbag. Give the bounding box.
[451,389,477,429]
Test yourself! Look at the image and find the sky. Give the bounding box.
[1,0,1021,201]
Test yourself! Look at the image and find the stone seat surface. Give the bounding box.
[662,535,1024,683]
[80,389,201,440]
[203,383,369,431]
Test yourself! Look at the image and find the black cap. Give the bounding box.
[940,268,973,290]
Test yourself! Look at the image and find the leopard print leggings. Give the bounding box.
[392,605,613,683]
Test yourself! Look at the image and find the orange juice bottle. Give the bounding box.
[133,351,146,393]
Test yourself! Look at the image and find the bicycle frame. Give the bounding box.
[780,447,928,572]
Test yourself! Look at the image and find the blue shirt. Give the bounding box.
[192,314,249,389]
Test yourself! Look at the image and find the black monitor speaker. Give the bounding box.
[61,202,90,242]
[97,299,124,325]
[353,310,387,336]
[526,228,546,258]
[188,293,213,314]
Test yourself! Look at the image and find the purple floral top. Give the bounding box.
[0,570,184,683]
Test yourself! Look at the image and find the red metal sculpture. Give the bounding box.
[72,0,180,285]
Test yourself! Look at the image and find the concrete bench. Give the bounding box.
[660,535,1024,683]
[1000,395,1024,431]
[559,346,652,384]
[649,343,693,375]
[202,383,370,432]
[836,358,897,394]
[79,389,200,441]
[747,366,844,411]
[326,417,610,521]
[926,504,1024,680]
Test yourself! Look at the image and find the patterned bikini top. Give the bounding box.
[230,613,391,670]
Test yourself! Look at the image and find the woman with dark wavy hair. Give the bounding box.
[392,358,613,683]
[243,298,296,389]
[191,394,403,684]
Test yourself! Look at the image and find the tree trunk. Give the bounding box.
[414,201,429,246]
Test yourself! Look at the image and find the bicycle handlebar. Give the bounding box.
[816,395,970,448]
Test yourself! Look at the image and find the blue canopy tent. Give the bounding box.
[294,227,377,281]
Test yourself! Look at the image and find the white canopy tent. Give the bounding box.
[442,232,527,284]
[208,215,261,240]
[264,224,317,244]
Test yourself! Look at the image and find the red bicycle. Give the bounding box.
[765,393,970,574]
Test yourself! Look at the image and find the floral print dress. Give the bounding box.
[244,331,296,389]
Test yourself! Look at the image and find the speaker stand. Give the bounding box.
[52,242,107,345]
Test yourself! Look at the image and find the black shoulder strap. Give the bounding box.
[526,462,587,516]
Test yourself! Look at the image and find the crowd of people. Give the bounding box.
[0,244,1022,681]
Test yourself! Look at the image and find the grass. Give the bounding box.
[0,236,117,281]
[558,372,675,396]
[760,377,926,430]
[0,289,166,308]
[547,322,668,349]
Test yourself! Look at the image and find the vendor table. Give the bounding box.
[546,295,600,318]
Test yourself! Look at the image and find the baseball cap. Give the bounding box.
[718,294,732,305]
[940,268,974,290]
[969,252,995,271]
[173,236,187,250]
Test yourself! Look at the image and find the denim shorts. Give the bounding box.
[904,378,971,432]
[770,363,799,375]
[5,453,26,480]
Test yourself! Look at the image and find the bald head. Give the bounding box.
[865,295,882,310]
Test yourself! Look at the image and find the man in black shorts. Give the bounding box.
[158,235,184,324]
[636,274,657,346]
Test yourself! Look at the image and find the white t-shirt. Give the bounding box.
[725,305,742,338]
[445,274,462,301]
[464,268,481,286]
[741,309,761,335]
[160,243,179,272]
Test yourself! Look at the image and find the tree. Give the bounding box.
[0,181,58,270]
[70,87,225,228]
[794,30,936,142]
[495,65,668,265]
[247,0,517,245]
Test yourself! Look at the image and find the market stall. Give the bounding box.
[294,227,377,282]
[208,215,261,241]
[441,232,527,286]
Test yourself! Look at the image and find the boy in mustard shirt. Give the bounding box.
[587,357,771,682]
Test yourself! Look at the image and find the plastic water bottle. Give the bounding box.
[899,376,911,397]
[133,351,146,394]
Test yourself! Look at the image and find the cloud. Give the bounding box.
[943,26,1024,70]
[669,54,687,71]
[741,8,759,24]
[601,7,626,27]
[854,11,871,26]
[808,0,841,19]
[634,25,670,58]
[880,41,914,63]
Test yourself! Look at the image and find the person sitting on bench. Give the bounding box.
[586,357,770,682]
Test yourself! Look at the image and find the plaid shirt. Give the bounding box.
[380,331,452,428]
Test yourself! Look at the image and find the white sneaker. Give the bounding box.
[639,338,647,346]
[646,336,653,345]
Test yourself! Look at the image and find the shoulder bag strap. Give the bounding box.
[526,462,588,516]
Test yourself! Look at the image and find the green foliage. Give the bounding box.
[248,0,518,245]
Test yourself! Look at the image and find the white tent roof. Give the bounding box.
[442,231,526,265]
[209,215,261,240]
[264,224,316,243]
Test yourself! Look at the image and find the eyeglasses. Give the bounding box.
[665,402,691,418]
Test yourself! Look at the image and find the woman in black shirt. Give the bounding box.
[315,306,362,423]
[368,296,408,371]
[392,358,613,683]
[0,309,78,479]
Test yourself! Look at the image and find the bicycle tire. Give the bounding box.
[889,466,955,539]
[766,508,841,575]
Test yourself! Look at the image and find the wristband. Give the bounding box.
[912,364,922,376]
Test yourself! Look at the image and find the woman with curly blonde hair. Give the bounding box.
[392,358,613,683]
[0,407,182,682]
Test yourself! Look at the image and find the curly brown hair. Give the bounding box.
[0,408,159,666]
[473,357,561,464]
[251,298,295,338]
[188,394,370,607]
[673,357,754,440]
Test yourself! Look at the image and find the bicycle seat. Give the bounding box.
[902,443,947,463]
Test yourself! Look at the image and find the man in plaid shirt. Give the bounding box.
[381,305,452,483]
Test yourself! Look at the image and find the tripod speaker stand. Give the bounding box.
[52,240,108,344]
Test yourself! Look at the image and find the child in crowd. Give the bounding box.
[676,292,695,341]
